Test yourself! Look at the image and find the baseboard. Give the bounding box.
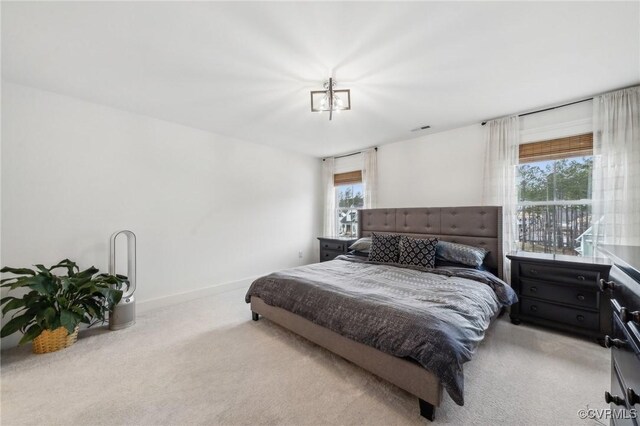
[136,276,256,314]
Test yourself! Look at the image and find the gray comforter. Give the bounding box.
[245,255,517,405]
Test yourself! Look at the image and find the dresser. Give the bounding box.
[317,236,358,262]
[507,252,612,339]
[599,245,640,426]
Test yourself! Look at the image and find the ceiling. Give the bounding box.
[2,2,639,158]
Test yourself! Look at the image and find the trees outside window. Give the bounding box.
[517,156,593,255]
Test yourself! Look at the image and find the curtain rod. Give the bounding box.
[481,97,592,126]
[323,147,377,161]
[480,84,639,126]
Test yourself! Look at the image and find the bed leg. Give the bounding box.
[418,399,435,421]
[252,312,259,321]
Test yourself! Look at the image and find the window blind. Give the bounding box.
[334,170,362,185]
[519,133,593,163]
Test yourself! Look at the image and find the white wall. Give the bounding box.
[377,124,486,208]
[376,101,593,209]
[1,82,322,347]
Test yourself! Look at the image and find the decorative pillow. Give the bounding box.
[436,241,488,268]
[398,236,438,268]
[368,233,401,263]
[348,237,372,253]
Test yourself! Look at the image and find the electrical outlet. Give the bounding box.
[298,251,303,259]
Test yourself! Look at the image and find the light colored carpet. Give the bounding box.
[1,286,609,425]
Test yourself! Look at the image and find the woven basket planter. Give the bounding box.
[32,326,79,354]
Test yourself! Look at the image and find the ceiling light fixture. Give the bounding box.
[310,78,351,120]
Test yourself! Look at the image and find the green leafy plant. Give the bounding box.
[0,259,127,345]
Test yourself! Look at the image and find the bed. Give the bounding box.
[246,206,516,421]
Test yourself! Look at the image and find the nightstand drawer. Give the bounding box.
[320,241,347,251]
[520,297,599,330]
[519,262,600,286]
[318,237,358,263]
[321,250,343,261]
[521,278,598,309]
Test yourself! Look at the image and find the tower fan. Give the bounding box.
[109,230,136,330]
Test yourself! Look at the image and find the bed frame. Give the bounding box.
[250,206,503,421]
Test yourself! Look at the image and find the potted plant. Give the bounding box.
[0,259,127,354]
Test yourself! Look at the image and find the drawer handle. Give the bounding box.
[577,275,585,281]
[576,294,585,301]
[529,269,538,275]
[323,244,329,248]
[620,307,640,325]
[604,335,627,349]
[576,315,585,322]
[530,286,537,293]
[530,305,538,312]
[599,279,616,292]
[627,388,640,406]
[605,391,625,406]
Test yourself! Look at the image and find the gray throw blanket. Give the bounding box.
[245,255,517,405]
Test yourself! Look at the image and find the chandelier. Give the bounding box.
[310,78,351,120]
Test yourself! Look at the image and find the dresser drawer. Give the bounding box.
[612,314,640,412]
[520,297,599,330]
[610,362,638,426]
[521,278,598,309]
[320,241,347,252]
[519,262,600,286]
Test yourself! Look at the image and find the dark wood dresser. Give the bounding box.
[599,245,640,425]
[317,236,358,262]
[507,251,612,339]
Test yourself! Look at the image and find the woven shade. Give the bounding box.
[519,133,593,163]
[334,170,362,185]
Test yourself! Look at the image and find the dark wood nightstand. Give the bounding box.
[507,251,612,340]
[318,236,358,262]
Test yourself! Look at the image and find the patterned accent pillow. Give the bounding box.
[348,237,372,253]
[436,241,488,268]
[398,236,438,268]
[368,233,401,263]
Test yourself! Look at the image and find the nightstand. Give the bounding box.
[318,236,358,262]
[507,251,612,339]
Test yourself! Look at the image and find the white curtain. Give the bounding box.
[322,158,336,236]
[482,116,520,281]
[362,148,378,209]
[592,86,640,247]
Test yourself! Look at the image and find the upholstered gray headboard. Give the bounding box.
[357,206,503,279]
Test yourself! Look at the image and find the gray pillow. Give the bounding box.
[436,241,488,268]
[348,237,372,253]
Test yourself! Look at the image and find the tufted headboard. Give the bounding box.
[357,206,503,279]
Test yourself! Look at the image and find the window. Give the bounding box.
[517,133,593,256]
[334,171,363,237]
